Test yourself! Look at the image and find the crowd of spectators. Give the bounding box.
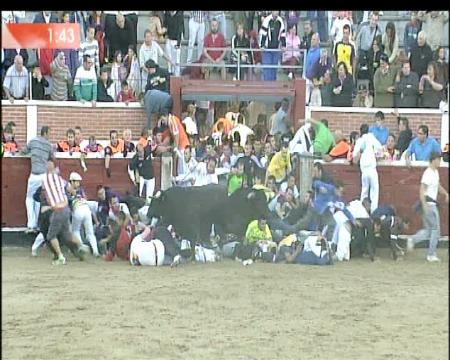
[2,10,448,109]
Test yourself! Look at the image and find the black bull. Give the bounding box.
[146,185,269,244]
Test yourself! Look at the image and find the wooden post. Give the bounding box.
[170,76,182,118]
[297,154,314,196]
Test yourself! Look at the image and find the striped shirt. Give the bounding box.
[190,11,208,23]
[3,64,28,98]
[79,39,100,72]
[43,173,68,208]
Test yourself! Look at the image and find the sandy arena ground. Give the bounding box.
[2,246,448,360]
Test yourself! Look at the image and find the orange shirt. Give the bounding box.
[138,136,149,148]
[212,117,234,135]
[3,141,18,152]
[168,114,190,151]
[329,140,350,158]
[108,139,125,154]
[57,140,80,152]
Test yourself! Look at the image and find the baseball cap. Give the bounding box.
[69,172,82,181]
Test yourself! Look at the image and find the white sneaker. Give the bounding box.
[242,259,253,266]
[52,256,66,265]
[406,238,415,252]
[31,248,38,257]
[288,72,293,80]
[426,255,441,262]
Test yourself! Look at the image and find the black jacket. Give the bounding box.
[410,43,433,78]
[396,128,412,154]
[129,147,154,180]
[97,79,114,102]
[32,76,49,100]
[145,67,170,93]
[395,72,419,108]
[163,11,184,46]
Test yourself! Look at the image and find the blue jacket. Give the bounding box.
[406,136,441,161]
[312,179,336,215]
[305,46,321,80]
[369,125,389,145]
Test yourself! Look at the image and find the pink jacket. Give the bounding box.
[282,34,301,63]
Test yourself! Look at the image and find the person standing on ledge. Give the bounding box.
[21,126,54,234]
[407,152,448,262]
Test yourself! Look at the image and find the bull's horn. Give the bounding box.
[247,192,255,200]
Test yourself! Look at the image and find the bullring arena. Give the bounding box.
[2,9,449,359]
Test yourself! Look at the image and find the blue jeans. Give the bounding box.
[262,50,280,81]
[412,203,440,257]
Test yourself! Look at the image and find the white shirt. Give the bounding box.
[193,162,218,187]
[129,237,165,266]
[182,116,198,135]
[347,199,370,219]
[353,133,382,171]
[280,182,299,199]
[421,167,439,202]
[139,41,164,68]
[230,124,254,147]
[330,17,353,46]
[289,124,314,154]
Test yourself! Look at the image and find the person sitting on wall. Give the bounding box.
[104,130,125,177]
[2,123,19,153]
[56,128,81,153]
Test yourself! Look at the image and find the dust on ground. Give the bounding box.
[2,247,448,360]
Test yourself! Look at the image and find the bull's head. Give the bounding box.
[146,190,165,220]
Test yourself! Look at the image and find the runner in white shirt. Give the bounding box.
[352,123,383,213]
[407,152,449,262]
[129,235,165,266]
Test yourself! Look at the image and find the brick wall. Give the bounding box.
[310,111,443,141]
[1,104,444,146]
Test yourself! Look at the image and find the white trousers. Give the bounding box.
[187,19,205,63]
[139,177,156,205]
[332,211,352,261]
[26,173,46,229]
[360,168,379,213]
[72,204,99,256]
[165,39,181,76]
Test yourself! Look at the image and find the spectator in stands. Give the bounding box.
[320,70,334,106]
[405,124,441,162]
[435,47,449,93]
[110,50,128,101]
[124,46,141,97]
[122,129,136,155]
[108,14,133,62]
[355,11,382,60]
[202,18,227,80]
[395,115,413,155]
[353,123,383,212]
[3,55,28,102]
[50,52,72,101]
[144,59,171,93]
[300,20,313,51]
[74,55,97,107]
[282,11,300,30]
[21,126,54,233]
[88,11,106,66]
[333,24,356,76]
[394,60,420,108]
[231,23,252,80]
[369,111,389,145]
[282,24,301,80]
[373,53,396,108]
[309,118,335,156]
[260,11,286,81]
[116,80,135,104]
[79,26,100,76]
[148,11,166,42]
[313,49,332,84]
[2,48,28,71]
[382,22,399,65]
[139,29,172,94]
[367,35,384,92]
[233,11,255,34]
[417,11,449,52]
[353,82,373,108]
[230,114,254,147]
[59,11,79,79]
[33,11,58,94]
[381,134,400,161]
[164,11,184,77]
[419,61,445,108]
[248,30,262,81]
[56,128,80,153]
[410,31,433,78]
[269,98,290,136]
[407,151,448,262]
[31,66,49,100]
[404,11,421,57]
[104,130,125,177]
[97,68,114,102]
[182,103,199,136]
[266,137,292,184]
[209,11,228,40]
[329,11,353,49]
[304,33,321,103]
[187,11,208,64]
[331,61,353,107]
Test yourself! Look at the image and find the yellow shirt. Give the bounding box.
[252,184,275,202]
[267,151,292,183]
[245,220,272,244]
